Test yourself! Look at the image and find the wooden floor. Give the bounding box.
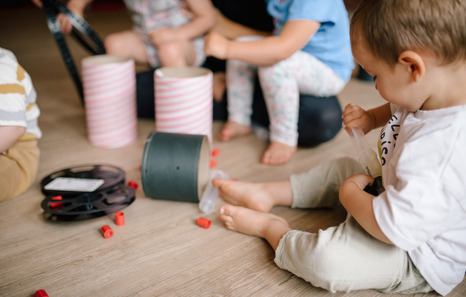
[1,5,465,297]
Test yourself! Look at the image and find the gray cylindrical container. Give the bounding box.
[141,131,210,202]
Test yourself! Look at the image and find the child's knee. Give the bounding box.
[258,62,288,84]
[276,231,348,292]
[157,43,184,64]
[104,34,125,54]
[305,246,346,291]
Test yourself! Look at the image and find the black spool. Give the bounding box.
[41,164,125,196]
[41,184,135,221]
[40,164,135,221]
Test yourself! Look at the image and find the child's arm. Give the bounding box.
[212,9,272,40]
[342,103,392,134]
[339,174,393,244]
[0,126,26,153]
[340,103,393,243]
[204,20,320,66]
[148,0,216,46]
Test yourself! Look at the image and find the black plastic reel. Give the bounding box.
[41,164,125,196]
[41,184,135,221]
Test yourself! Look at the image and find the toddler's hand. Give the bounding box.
[32,0,84,34]
[148,28,179,46]
[342,103,375,134]
[339,174,375,204]
[30,0,43,8]
[58,1,86,34]
[204,32,229,60]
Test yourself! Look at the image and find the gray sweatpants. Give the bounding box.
[274,157,433,294]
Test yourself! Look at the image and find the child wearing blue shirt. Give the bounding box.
[205,0,353,165]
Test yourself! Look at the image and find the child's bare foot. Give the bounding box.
[212,179,276,212]
[261,141,297,165]
[218,121,251,141]
[219,205,289,238]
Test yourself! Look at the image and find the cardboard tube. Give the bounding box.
[154,67,213,144]
[81,55,138,148]
[141,131,210,202]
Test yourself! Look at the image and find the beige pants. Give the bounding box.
[274,157,433,294]
[0,140,39,201]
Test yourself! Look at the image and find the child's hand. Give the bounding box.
[32,0,85,34]
[204,32,229,60]
[148,28,179,46]
[342,103,376,134]
[341,174,374,195]
[58,1,86,34]
[30,0,43,8]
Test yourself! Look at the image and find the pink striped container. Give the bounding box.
[154,67,213,144]
[81,55,138,149]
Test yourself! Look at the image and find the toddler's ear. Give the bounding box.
[398,51,426,83]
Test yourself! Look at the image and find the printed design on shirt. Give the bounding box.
[380,114,400,166]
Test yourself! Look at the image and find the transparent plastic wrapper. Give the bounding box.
[347,127,385,194]
[199,170,229,213]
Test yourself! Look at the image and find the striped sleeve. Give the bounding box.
[0,48,41,139]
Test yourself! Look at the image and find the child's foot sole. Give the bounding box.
[219,205,289,237]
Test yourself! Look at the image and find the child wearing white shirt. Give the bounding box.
[212,0,466,295]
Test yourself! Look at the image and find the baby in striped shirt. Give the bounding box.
[0,48,42,201]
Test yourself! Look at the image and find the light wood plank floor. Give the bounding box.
[1,5,465,297]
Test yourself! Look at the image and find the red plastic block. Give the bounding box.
[35,289,49,297]
[128,180,138,190]
[209,159,217,168]
[197,217,211,229]
[101,225,114,239]
[50,195,63,208]
[211,148,220,156]
[115,211,125,226]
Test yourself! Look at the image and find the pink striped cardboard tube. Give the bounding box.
[154,67,213,144]
[81,55,138,149]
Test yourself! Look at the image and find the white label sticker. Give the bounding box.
[44,177,105,192]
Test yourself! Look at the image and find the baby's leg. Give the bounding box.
[213,157,362,212]
[219,205,292,250]
[219,59,256,141]
[212,179,292,213]
[274,214,432,294]
[104,30,149,65]
[290,157,364,209]
[0,140,39,201]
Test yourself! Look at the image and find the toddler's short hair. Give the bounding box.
[350,0,466,67]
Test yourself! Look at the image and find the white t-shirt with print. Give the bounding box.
[373,104,466,296]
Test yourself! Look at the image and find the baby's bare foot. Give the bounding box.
[219,205,289,238]
[212,179,275,212]
[218,121,251,141]
[261,141,297,165]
